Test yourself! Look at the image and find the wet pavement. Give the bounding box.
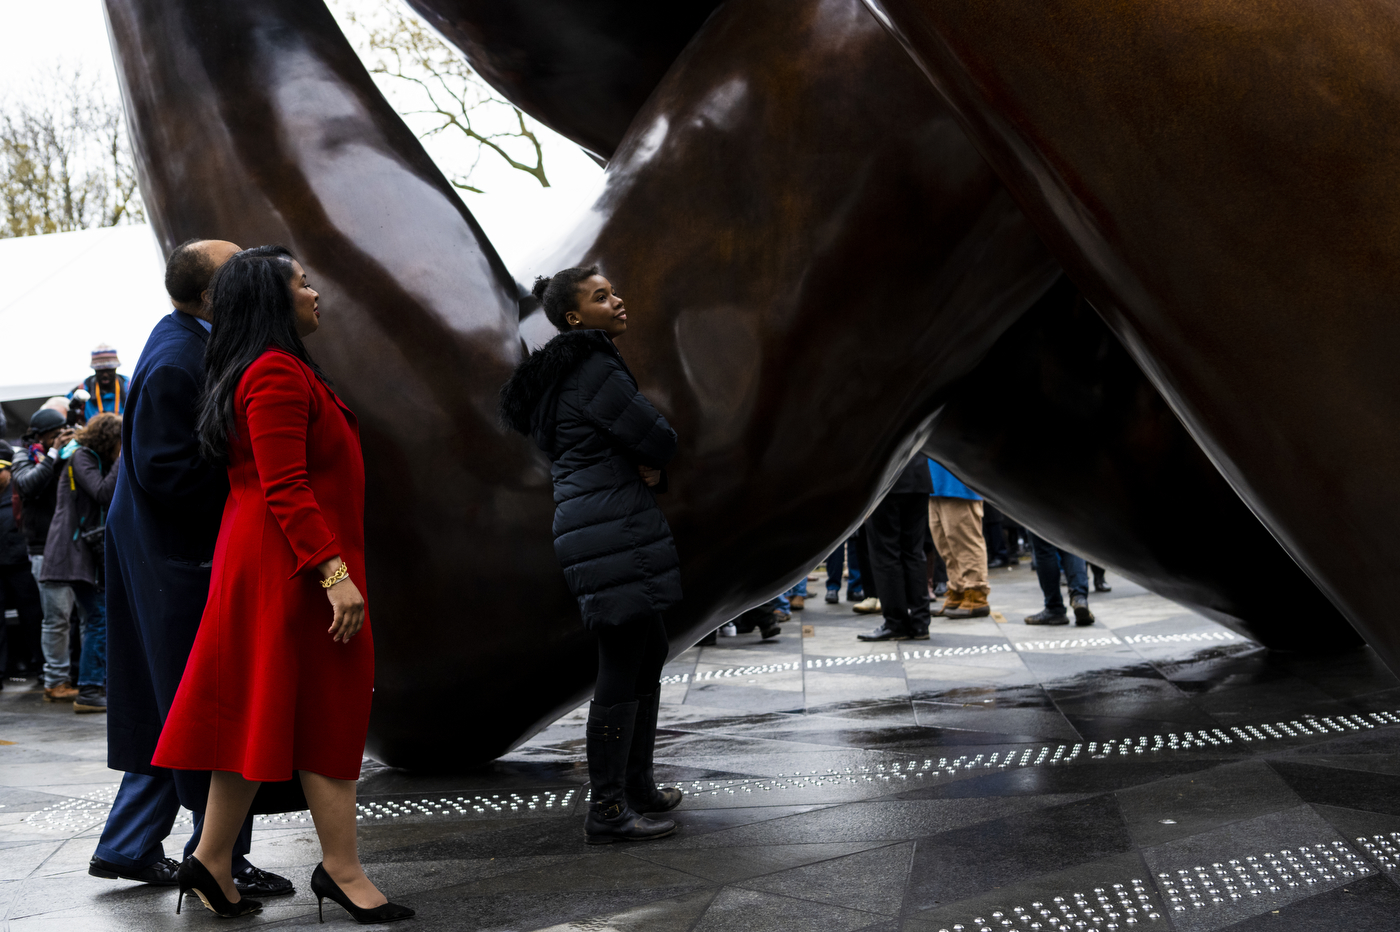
[4,561,1400,930]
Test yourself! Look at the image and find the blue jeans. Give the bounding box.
[775,577,809,611]
[824,538,862,593]
[1029,533,1088,614]
[70,582,106,687]
[95,771,252,871]
[33,555,80,687]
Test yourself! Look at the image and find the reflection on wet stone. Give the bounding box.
[8,570,1400,929]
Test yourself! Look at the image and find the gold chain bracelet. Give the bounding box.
[320,561,350,589]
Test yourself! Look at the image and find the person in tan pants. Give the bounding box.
[927,460,991,617]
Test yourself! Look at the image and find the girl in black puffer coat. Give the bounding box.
[499,266,684,845]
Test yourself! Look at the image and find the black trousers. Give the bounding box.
[594,614,669,706]
[0,562,43,675]
[866,493,932,633]
[982,501,1010,565]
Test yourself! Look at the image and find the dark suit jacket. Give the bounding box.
[105,310,304,812]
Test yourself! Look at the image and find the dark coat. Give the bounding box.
[891,457,934,496]
[500,329,682,628]
[12,442,61,555]
[0,441,27,566]
[104,311,304,812]
[39,447,116,586]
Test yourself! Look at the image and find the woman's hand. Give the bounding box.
[317,556,365,643]
[637,465,661,487]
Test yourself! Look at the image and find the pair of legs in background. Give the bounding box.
[31,554,105,698]
[587,614,682,842]
[1027,532,1095,626]
[929,496,992,618]
[859,492,932,640]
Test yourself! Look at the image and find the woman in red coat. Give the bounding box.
[152,246,411,923]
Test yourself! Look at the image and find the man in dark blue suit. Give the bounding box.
[90,240,293,896]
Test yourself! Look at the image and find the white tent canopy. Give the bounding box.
[0,224,169,403]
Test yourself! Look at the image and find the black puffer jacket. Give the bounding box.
[500,329,682,628]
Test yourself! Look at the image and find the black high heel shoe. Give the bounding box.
[311,863,415,924]
[175,856,262,918]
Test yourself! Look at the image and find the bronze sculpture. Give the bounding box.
[104,0,1374,769]
[861,0,1400,669]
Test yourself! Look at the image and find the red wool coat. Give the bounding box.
[153,349,373,781]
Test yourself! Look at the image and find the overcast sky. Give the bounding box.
[0,0,603,277]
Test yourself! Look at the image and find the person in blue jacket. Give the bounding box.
[90,239,293,898]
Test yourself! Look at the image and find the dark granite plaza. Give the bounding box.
[5,563,1400,930]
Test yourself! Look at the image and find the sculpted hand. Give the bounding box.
[318,557,366,643]
[637,465,661,487]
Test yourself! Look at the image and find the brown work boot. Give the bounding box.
[790,595,805,611]
[932,590,964,616]
[44,682,78,702]
[946,590,991,618]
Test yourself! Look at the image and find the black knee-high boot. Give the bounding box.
[584,700,676,844]
[626,692,683,813]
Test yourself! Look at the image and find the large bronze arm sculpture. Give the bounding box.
[105,0,1364,769]
[925,277,1360,651]
[861,0,1400,667]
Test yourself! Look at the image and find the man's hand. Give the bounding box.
[52,429,76,452]
[637,465,662,488]
[0,469,10,493]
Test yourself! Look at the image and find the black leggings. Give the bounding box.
[594,614,669,706]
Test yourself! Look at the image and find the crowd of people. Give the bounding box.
[697,457,1111,646]
[1,345,129,711]
[0,245,1116,923]
[2,241,414,922]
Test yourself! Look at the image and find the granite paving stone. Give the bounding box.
[5,563,1400,930]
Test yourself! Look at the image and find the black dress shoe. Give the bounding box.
[857,623,909,641]
[1094,581,1112,592]
[1024,609,1070,626]
[89,855,180,885]
[235,864,295,897]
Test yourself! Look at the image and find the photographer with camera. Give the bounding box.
[38,412,120,712]
[13,407,80,701]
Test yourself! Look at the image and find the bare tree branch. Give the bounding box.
[0,67,144,238]
[335,1,549,193]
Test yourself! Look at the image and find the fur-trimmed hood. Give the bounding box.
[498,328,618,437]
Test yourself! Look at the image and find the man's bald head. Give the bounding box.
[166,238,241,318]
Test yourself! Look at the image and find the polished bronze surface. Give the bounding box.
[403,0,721,159]
[536,0,1058,644]
[926,277,1360,651]
[106,0,1367,769]
[104,0,589,770]
[862,0,1400,667]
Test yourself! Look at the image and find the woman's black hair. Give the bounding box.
[196,245,330,462]
[533,265,601,331]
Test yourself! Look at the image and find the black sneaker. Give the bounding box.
[1071,595,1095,626]
[235,864,295,897]
[847,588,865,602]
[1024,609,1070,626]
[857,624,909,642]
[759,618,782,640]
[74,685,107,713]
[89,855,180,885]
